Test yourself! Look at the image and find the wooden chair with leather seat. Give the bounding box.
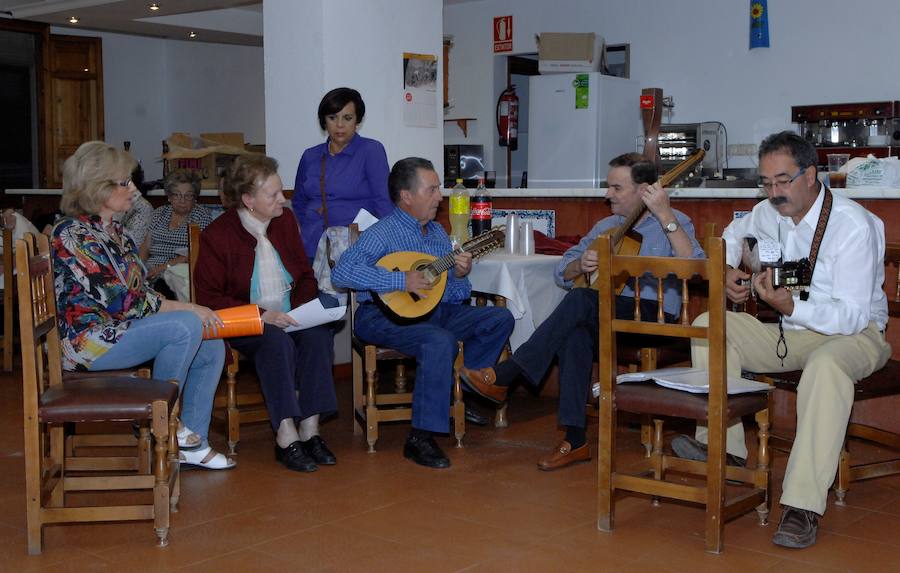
[596,234,770,554]
[17,233,180,554]
[188,223,268,454]
[3,226,15,371]
[348,224,465,452]
[757,241,900,505]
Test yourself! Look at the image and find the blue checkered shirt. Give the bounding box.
[331,207,472,304]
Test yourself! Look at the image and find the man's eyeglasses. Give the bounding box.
[757,168,806,193]
[112,177,133,188]
[168,192,195,201]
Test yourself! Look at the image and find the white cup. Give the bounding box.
[504,214,519,254]
[519,221,534,256]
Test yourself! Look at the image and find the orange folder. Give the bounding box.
[202,304,263,340]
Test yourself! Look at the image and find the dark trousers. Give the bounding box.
[355,302,514,434]
[512,288,674,429]
[228,323,338,432]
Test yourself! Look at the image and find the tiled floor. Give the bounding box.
[2,369,900,572]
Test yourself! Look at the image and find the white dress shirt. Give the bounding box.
[723,185,887,335]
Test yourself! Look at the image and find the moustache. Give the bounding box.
[769,196,789,206]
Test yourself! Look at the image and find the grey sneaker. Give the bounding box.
[772,506,818,549]
[670,434,746,467]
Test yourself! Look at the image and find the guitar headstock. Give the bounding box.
[658,149,705,188]
[464,226,506,259]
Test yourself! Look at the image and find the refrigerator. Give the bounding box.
[527,73,640,188]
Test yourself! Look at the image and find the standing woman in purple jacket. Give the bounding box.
[292,87,392,259]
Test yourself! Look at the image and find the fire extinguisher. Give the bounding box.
[496,85,519,151]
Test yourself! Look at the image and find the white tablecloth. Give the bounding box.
[468,253,568,351]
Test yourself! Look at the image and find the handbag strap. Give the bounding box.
[319,153,329,229]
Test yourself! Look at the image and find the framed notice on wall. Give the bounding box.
[402,52,438,128]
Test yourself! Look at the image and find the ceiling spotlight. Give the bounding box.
[189,31,197,39]
[68,16,79,24]
[149,3,160,10]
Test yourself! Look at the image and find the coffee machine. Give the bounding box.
[791,101,900,167]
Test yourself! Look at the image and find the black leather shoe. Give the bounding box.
[670,434,746,467]
[275,441,317,472]
[300,435,336,465]
[772,506,818,549]
[403,434,450,469]
[464,403,489,426]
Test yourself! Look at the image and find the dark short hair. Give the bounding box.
[163,170,201,197]
[388,157,435,204]
[608,152,658,185]
[317,87,366,130]
[758,131,818,172]
[221,154,279,209]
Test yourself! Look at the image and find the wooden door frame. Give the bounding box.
[0,20,49,188]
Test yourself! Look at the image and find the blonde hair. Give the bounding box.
[60,141,136,216]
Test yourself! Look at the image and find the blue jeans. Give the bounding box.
[355,302,514,433]
[89,311,226,447]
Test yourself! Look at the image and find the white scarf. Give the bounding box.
[238,209,288,311]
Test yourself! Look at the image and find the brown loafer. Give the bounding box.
[537,440,591,471]
[459,367,508,404]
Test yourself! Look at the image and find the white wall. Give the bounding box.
[444,0,900,176]
[53,27,264,180]
[265,0,444,188]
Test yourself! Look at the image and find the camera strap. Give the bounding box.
[776,186,833,365]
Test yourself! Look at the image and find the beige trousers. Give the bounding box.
[692,311,890,515]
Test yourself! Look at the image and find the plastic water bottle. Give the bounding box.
[470,176,492,237]
[449,178,470,246]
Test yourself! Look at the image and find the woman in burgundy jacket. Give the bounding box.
[195,155,337,473]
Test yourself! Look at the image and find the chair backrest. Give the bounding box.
[187,223,201,303]
[887,242,900,319]
[597,234,727,399]
[16,233,64,416]
[347,223,360,331]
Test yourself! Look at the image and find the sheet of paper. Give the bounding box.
[283,298,346,332]
[352,208,379,232]
[593,367,772,397]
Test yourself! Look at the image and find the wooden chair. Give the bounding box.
[3,226,14,371]
[17,233,180,554]
[757,242,900,505]
[348,224,465,452]
[596,234,770,554]
[188,223,268,454]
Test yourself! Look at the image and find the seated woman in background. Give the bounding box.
[195,154,338,473]
[51,140,234,470]
[140,171,214,300]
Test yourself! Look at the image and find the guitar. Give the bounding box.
[373,227,506,321]
[573,149,706,289]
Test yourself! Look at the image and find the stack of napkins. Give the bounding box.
[592,367,772,398]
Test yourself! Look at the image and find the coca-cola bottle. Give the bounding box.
[470,176,492,237]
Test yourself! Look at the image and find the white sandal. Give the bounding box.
[177,425,202,450]
[179,447,236,471]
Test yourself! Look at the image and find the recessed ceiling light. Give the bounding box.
[68,16,79,24]
[83,68,89,72]
[149,3,160,10]
[189,31,197,39]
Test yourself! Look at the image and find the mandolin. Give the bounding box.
[574,149,706,289]
[373,227,506,321]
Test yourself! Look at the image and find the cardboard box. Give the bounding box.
[537,32,606,74]
[162,132,249,189]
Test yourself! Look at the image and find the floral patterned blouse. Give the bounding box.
[51,215,162,371]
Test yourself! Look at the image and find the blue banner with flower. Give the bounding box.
[750,1,769,49]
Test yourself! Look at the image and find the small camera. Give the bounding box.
[765,258,812,290]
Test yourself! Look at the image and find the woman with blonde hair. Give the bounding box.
[52,140,233,470]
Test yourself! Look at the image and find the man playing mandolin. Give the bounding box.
[460,152,705,470]
[332,157,513,469]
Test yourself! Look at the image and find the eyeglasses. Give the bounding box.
[168,192,195,201]
[757,168,806,193]
[112,177,133,188]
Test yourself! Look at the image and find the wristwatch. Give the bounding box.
[664,221,679,234]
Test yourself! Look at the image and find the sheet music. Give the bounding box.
[592,367,772,397]
[283,298,346,332]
